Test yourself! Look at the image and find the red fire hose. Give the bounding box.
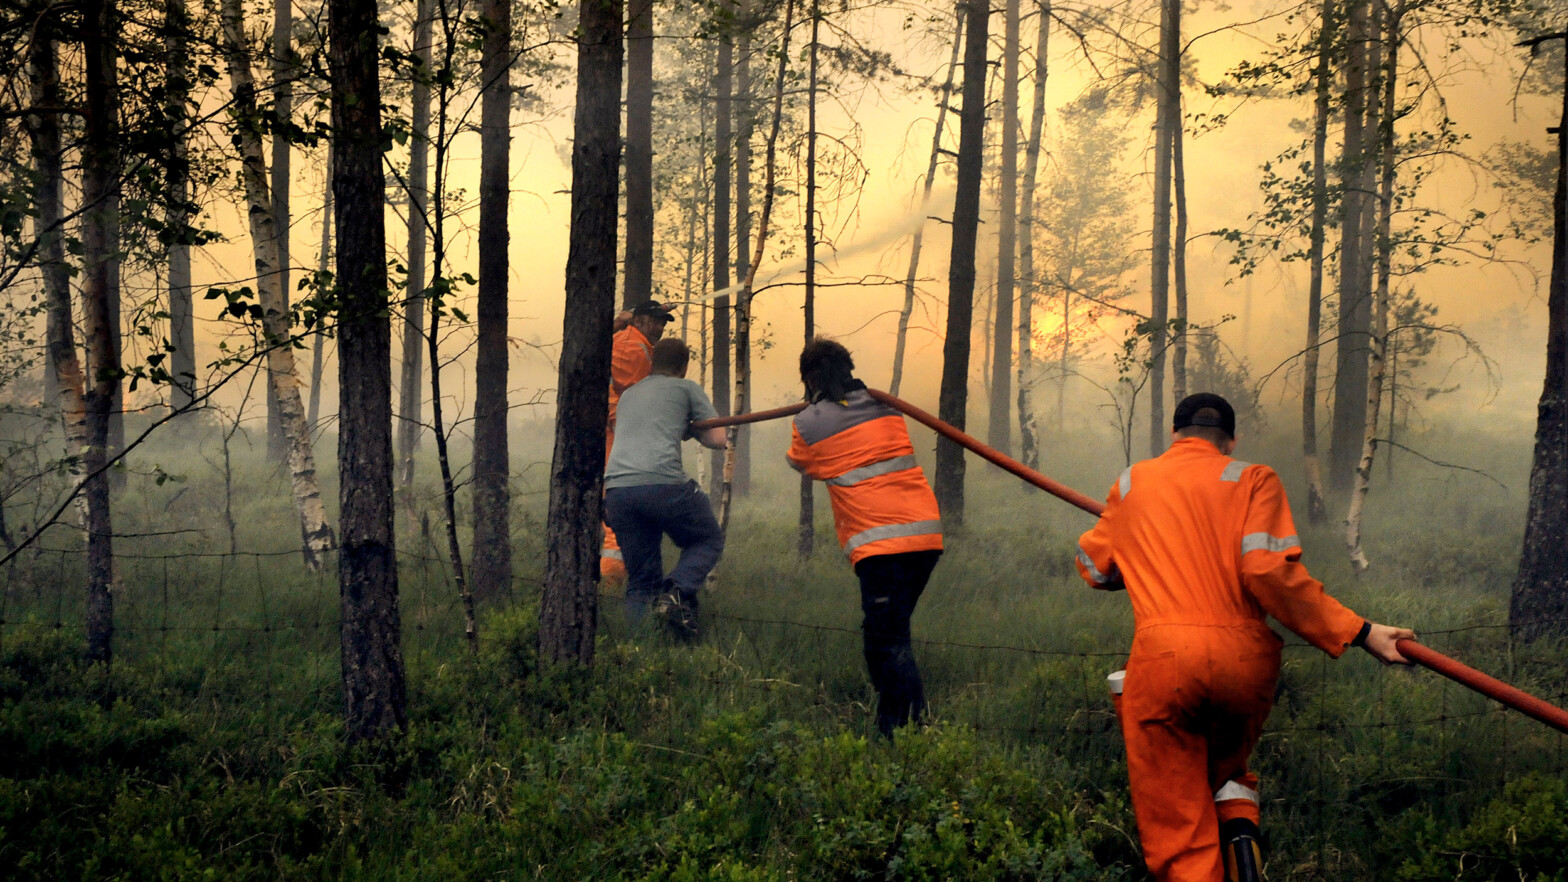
[694,388,1568,737]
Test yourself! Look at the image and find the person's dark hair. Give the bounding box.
[651,338,691,375]
[799,338,856,401]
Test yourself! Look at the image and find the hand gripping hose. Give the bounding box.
[693,388,1568,736]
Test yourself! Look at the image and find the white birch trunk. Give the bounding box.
[221,0,334,569]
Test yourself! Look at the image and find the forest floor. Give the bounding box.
[0,415,1565,880]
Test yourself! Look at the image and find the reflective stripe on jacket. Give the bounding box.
[607,325,653,428]
[1075,437,1362,655]
[787,388,942,566]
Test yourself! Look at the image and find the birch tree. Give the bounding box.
[220,0,335,570]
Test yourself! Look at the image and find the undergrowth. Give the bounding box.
[0,414,1563,879]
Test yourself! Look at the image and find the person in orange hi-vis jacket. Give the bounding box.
[1075,392,1415,882]
[602,300,674,586]
[787,339,943,738]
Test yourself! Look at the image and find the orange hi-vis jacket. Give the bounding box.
[787,386,943,566]
[607,325,653,431]
[1075,437,1363,653]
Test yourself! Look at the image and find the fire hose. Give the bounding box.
[692,388,1568,736]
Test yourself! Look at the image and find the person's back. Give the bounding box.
[606,374,714,490]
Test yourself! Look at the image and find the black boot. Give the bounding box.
[1219,818,1263,882]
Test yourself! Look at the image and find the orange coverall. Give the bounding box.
[602,325,654,582]
[1075,437,1366,882]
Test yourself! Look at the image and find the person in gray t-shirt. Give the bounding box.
[604,338,728,639]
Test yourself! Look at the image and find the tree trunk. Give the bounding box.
[624,0,654,308]
[29,14,90,532]
[1330,0,1373,493]
[1346,4,1400,575]
[471,0,513,604]
[934,0,989,527]
[1172,103,1189,402]
[709,18,733,500]
[330,0,407,739]
[1510,49,1568,636]
[720,0,795,530]
[81,0,122,663]
[308,147,333,432]
[221,0,335,570]
[267,0,294,462]
[1302,0,1332,523]
[167,0,196,411]
[799,0,819,559]
[1017,1,1048,470]
[988,0,1019,456]
[396,0,434,491]
[540,0,623,666]
[892,7,963,397]
[1148,0,1178,457]
[732,20,753,498]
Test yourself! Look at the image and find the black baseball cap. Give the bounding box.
[631,300,675,322]
[1173,392,1236,438]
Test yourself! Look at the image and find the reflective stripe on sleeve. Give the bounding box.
[1220,460,1252,482]
[1214,780,1259,804]
[824,454,918,486]
[1240,532,1299,555]
[1118,467,1133,499]
[1077,546,1115,585]
[601,548,624,561]
[842,519,943,556]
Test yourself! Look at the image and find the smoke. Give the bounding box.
[695,186,955,304]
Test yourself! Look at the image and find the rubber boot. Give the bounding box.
[1220,818,1263,882]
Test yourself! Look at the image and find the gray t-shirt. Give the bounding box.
[605,374,719,489]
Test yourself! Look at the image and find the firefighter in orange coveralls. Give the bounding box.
[602,301,675,585]
[1075,393,1414,882]
[786,339,943,738]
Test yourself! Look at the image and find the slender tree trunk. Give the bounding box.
[81,0,120,663]
[1302,0,1333,523]
[1172,101,1189,401]
[799,0,819,559]
[1017,1,1048,469]
[732,20,753,498]
[1331,0,1372,493]
[892,8,963,397]
[720,0,794,530]
[541,0,623,665]
[1347,4,1400,574]
[1148,0,1178,457]
[167,0,196,411]
[330,0,406,739]
[28,17,90,525]
[471,0,513,605]
[988,0,1019,455]
[309,148,333,431]
[709,18,733,500]
[267,0,294,461]
[624,0,654,307]
[934,0,989,527]
[426,33,478,655]
[397,0,434,491]
[221,0,335,570]
[28,26,79,415]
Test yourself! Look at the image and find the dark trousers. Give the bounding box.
[604,480,724,625]
[855,549,941,737]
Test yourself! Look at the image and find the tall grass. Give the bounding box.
[0,410,1563,879]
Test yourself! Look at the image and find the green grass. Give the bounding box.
[0,412,1564,879]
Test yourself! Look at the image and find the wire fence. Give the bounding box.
[3,540,1565,878]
